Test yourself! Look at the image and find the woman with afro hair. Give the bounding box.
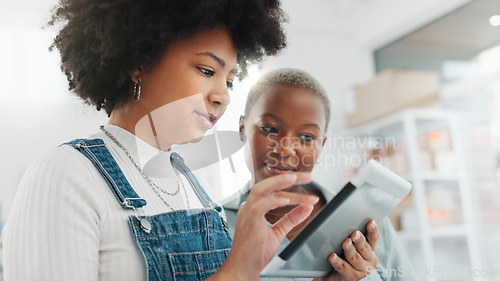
[2,1,335,280]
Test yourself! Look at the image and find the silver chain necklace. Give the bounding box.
[100,125,190,210]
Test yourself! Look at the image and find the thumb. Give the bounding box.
[271,204,314,240]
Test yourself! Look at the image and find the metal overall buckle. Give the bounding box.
[124,198,152,234]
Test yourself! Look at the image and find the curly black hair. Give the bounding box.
[49,0,288,115]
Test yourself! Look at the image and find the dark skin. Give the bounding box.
[240,84,379,281]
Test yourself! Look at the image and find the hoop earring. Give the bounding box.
[240,134,247,143]
[133,81,141,101]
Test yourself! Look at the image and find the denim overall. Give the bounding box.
[63,138,232,281]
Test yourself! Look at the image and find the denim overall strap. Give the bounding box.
[64,138,232,280]
[170,152,222,212]
[62,138,146,209]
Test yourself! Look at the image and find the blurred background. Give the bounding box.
[2,0,500,280]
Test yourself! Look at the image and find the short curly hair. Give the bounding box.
[244,68,331,131]
[49,0,288,115]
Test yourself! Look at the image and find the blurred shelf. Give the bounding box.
[397,229,420,241]
[340,109,455,137]
[402,171,458,182]
[340,109,483,281]
[430,225,468,238]
[397,225,467,241]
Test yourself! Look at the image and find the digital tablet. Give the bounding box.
[260,159,412,278]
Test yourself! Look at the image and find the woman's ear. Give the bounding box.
[129,67,144,83]
[239,115,247,142]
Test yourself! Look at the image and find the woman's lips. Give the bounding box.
[195,112,215,129]
[207,113,217,123]
[265,162,297,175]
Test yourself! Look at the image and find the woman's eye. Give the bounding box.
[226,81,234,91]
[299,135,315,143]
[197,67,215,77]
[261,126,278,134]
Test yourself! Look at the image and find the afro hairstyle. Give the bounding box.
[49,0,288,115]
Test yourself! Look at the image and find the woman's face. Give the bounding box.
[129,27,238,150]
[241,84,327,184]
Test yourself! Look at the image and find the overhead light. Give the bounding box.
[490,15,500,27]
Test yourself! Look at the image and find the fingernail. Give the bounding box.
[370,221,377,230]
[347,238,352,247]
[353,231,361,241]
[330,253,337,262]
[310,195,320,203]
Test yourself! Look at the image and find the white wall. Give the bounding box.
[0,1,109,221]
[0,0,470,221]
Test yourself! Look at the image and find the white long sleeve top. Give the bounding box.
[2,125,208,281]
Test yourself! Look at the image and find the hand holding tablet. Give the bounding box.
[261,160,412,278]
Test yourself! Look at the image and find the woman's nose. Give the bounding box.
[207,82,230,107]
[272,136,297,157]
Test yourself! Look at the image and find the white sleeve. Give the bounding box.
[2,147,106,281]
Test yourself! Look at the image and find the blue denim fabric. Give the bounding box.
[63,139,147,208]
[64,139,232,281]
[129,210,231,280]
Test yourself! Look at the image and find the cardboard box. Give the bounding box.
[434,151,457,172]
[426,186,463,226]
[392,151,409,174]
[427,130,452,151]
[346,68,440,127]
[420,150,434,171]
[388,193,414,231]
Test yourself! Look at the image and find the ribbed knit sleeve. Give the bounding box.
[2,146,106,281]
